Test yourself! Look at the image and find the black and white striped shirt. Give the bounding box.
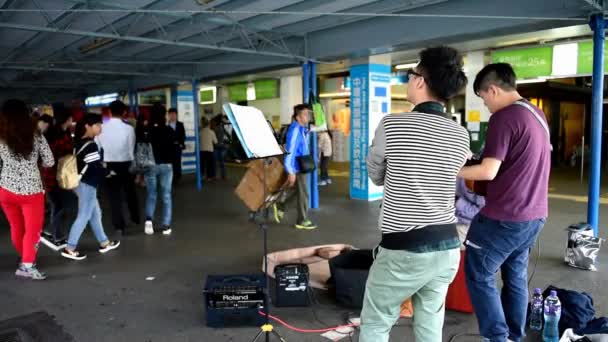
[368,110,470,236]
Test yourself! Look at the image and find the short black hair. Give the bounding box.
[293,104,310,119]
[75,113,102,142]
[150,103,167,126]
[38,114,53,125]
[417,46,468,102]
[109,100,127,117]
[473,63,517,96]
[168,107,177,114]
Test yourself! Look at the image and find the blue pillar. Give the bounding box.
[133,86,140,118]
[170,84,178,109]
[302,62,319,209]
[588,14,605,236]
[309,62,319,209]
[192,79,203,191]
[128,80,136,116]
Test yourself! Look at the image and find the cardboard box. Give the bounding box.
[235,157,287,211]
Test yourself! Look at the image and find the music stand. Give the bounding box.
[222,103,288,342]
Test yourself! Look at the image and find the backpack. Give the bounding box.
[56,141,94,190]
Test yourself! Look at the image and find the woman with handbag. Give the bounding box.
[272,104,317,230]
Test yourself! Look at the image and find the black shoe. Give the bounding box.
[40,236,67,251]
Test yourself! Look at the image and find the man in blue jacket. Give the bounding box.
[273,104,317,230]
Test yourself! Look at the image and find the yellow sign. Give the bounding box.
[467,110,481,122]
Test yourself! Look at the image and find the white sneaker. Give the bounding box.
[145,220,154,235]
[162,227,172,236]
[99,240,120,254]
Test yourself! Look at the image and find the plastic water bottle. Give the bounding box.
[543,290,562,342]
[530,288,544,331]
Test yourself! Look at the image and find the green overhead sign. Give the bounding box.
[577,40,608,74]
[492,46,553,79]
[228,83,248,102]
[254,79,279,100]
[200,88,215,103]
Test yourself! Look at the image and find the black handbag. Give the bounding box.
[296,155,316,173]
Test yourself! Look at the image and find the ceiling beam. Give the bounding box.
[0,65,185,78]
[0,22,313,61]
[0,8,589,21]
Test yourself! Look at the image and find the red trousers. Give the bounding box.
[0,188,45,264]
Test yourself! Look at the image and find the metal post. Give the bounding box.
[309,61,319,209]
[133,86,140,118]
[128,79,135,116]
[302,62,310,104]
[581,136,586,184]
[588,13,605,236]
[170,84,178,109]
[192,79,203,191]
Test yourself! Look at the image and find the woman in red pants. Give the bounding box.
[0,99,54,280]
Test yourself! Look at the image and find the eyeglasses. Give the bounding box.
[407,69,423,79]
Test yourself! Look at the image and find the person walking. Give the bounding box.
[360,47,470,342]
[459,63,551,342]
[317,130,333,186]
[213,115,229,181]
[0,99,55,280]
[167,108,185,183]
[199,117,217,182]
[61,114,120,261]
[40,110,76,250]
[97,100,140,235]
[143,105,176,236]
[272,104,317,230]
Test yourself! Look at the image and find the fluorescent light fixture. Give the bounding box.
[552,43,578,76]
[516,78,547,84]
[395,62,418,70]
[319,92,351,98]
[246,82,256,101]
[85,93,119,106]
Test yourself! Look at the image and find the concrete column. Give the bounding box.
[280,75,303,125]
[349,54,391,201]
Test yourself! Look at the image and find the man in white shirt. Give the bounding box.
[97,100,140,234]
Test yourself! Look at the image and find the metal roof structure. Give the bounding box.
[0,0,603,102]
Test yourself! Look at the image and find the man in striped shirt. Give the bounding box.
[360,47,470,342]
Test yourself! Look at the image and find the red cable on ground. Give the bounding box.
[258,311,359,333]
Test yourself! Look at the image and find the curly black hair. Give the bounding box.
[0,99,35,158]
[417,46,468,102]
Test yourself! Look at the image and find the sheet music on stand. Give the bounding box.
[223,103,283,159]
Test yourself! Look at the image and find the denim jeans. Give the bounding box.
[144,164,173,227]
[214,147,227,179]
[47,187,76,240]
[464,214,545,342]
[360,247,460,342]
[67,183,109,250]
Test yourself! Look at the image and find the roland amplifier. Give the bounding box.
[204,274,266,328]
[273,263,310,307]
